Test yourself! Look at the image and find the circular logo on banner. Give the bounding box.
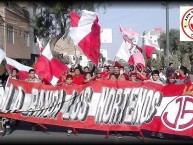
[181,8,193,40]
[161,96,193,131]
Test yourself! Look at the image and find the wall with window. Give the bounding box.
[4,7,32,59]
[7,24,13,43]
[0,21,4,49]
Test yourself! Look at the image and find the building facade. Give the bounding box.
[0,2,34,65]
[16,1,40,65]
[54,37,90,67]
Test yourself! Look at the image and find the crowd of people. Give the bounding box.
[54,62,192,87]
[0,61,192,138]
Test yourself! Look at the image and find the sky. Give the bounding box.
[95,1,188,60]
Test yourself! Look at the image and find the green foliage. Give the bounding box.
[170,54,180,69]
[33,1,108,53]
[151,58,157,68]
[147,57,164,69]
[158,29,193,64]
[52,50,70,64]
[33,1,72,40]
[146,59,152,68]
[158,29,180,53]
[181,53,191,69]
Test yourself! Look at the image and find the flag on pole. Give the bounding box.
[36,36,44,55]
[116,26,144,66]
[144,45,155,59]
[119,26,139,45]
[135,44,155,59]
[69,10,101,65]
[34,41,69,85]
[115,41,136,62]
[128,52,145,67]
[143,30,160,50]
[115,41,145,66]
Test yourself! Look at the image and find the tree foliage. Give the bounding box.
[158,29,193,66]
[181,53,191,70]
[170,53,180,68]
[33,1,107,49]
[33,1,73,48]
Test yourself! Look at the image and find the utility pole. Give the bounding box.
[165,1,170,67]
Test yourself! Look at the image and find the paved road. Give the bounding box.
[0,122,193,144]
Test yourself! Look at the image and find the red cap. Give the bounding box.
[114,61,122,68]
[136,63,145,71]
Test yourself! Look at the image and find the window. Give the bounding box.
[7,25,14,43]
[24,31,30,47]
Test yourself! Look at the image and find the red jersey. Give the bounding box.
[73,75,84,85]
[101,72,110,80]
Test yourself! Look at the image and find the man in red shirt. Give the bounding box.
[101,65,110,80]
[73,67,84,85]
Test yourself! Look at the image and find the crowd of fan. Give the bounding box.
[56,62,192,86]
[0,62,191,88]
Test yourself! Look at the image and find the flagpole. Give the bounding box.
[165,1,170,67]
[73,44,78,68]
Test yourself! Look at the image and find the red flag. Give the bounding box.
[144,45,155,59]
[34,42,69,85]
[34,56,52,82]
[69,10,101,65]
[70,11,80,27]
[36,36,44,55]
[128,53,145,67]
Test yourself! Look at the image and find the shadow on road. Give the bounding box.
[7,121,192,144]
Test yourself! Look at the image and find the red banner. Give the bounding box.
[0,79,193,137]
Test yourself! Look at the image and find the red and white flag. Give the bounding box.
[115,41,145,66]
[69,10,101,65]
[119,26,139,45]
[136,45,155,59]
[5,57,33,80]
[36,36,44,55]
[116,26,144,66]
[34,42,69,85]
[128,52,145,67]
[144,45,155,59]
[115,41,135,62]
[143,29,160,50]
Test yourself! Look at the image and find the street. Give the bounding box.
[0,121,193,144]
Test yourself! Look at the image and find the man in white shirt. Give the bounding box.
[25,69,42,83]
